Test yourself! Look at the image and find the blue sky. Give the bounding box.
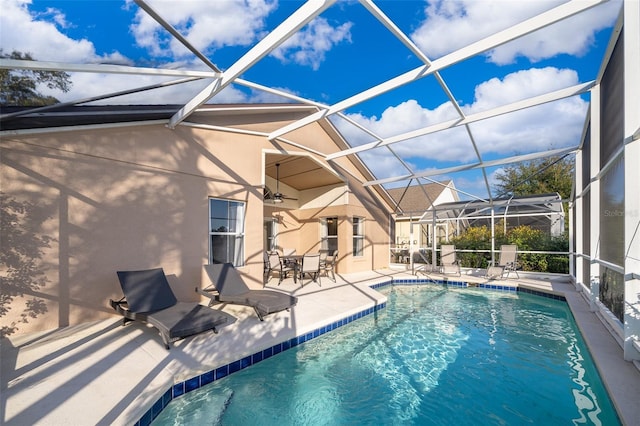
[0,0,622,199]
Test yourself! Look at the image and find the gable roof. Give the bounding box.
[386,181,454,213]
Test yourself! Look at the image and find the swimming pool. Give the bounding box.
[153,283,619,425]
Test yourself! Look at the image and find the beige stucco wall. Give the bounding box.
[1,110,392,336]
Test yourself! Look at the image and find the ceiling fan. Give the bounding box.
[267,163,297,204]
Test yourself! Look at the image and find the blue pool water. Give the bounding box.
[153,284,619,425]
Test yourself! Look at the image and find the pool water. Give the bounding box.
[153,284,619,425]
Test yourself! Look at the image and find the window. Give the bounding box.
[209,198,244,265]
[264,218,277,252]
[321,217,338,252]
[353,217,364,257]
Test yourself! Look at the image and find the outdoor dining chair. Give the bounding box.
[486,245,519,279]
[299,253,321,286]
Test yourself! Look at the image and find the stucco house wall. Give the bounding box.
[0,106,392,336]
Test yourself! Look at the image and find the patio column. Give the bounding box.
[432,209,437,268]
[490,207,496,266]
[573,148,582,290]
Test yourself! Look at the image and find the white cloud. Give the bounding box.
[468,67,581,111]
[464,67,587,155]
[0,0,125,63]
[341,67,588,178]
[347,100,458,139]
[271,17,353,70]
[450,173,493,199]
[130,0,276,58]
[411,0,620,64]
[129,1,352,70]
[0,0,266,104]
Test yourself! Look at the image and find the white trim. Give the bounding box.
[0,120,167,136]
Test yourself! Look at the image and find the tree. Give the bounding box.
[0,50,72,106]
[494,155,573,236]
[493,155,574,200]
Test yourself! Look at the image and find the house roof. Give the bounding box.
[386,181,453,213]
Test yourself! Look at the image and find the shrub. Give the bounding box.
[448,224,569,273]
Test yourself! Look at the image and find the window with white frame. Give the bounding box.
[320,217,338,253]
[209,198,244,265]
[353,217,364,257]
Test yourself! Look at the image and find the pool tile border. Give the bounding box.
[135,299,388,426]
[136,277,564,425]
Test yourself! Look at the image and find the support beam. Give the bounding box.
[134,0,221,72]
[168,0,336,128]
[0,59,219,78]
[327,81,594,160]
[363,146,577,187]
[269,0,607,141]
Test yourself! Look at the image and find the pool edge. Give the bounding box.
[137,278,568,426]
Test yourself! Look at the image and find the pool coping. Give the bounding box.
[137,277,571,426]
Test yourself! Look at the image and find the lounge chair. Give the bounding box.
[486,245,519,279]
[200,263,298,321]
[320,250,338,282]
[110,268,236,349]
[265,252,296,284]
[299,253,321,286]
[440,245,460,275]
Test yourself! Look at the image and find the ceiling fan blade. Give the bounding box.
[267,163,297,203]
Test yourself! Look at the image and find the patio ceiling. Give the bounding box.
[0,0,622,204]
[265,154,343,191]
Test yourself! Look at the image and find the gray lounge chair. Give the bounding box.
[110,268,236,349]
[200,263,298,321]
[486,245,519,279]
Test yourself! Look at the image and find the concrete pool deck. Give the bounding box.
[2,269,639,425]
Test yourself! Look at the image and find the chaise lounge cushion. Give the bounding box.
[113,267,236,348]
[117,268,177,313]
[202,263,297,320]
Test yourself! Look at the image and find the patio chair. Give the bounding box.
[266,252,296,285]
[319,250,329,267]
[263,251,270,275]
[320,250,338,282]
[486,245,520,279]
[299,253,321,286]
[200,263,298,321]
[440,245,460,275]
[282,248,298,268]
[412,250,433,275]
[110,268,236,349]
